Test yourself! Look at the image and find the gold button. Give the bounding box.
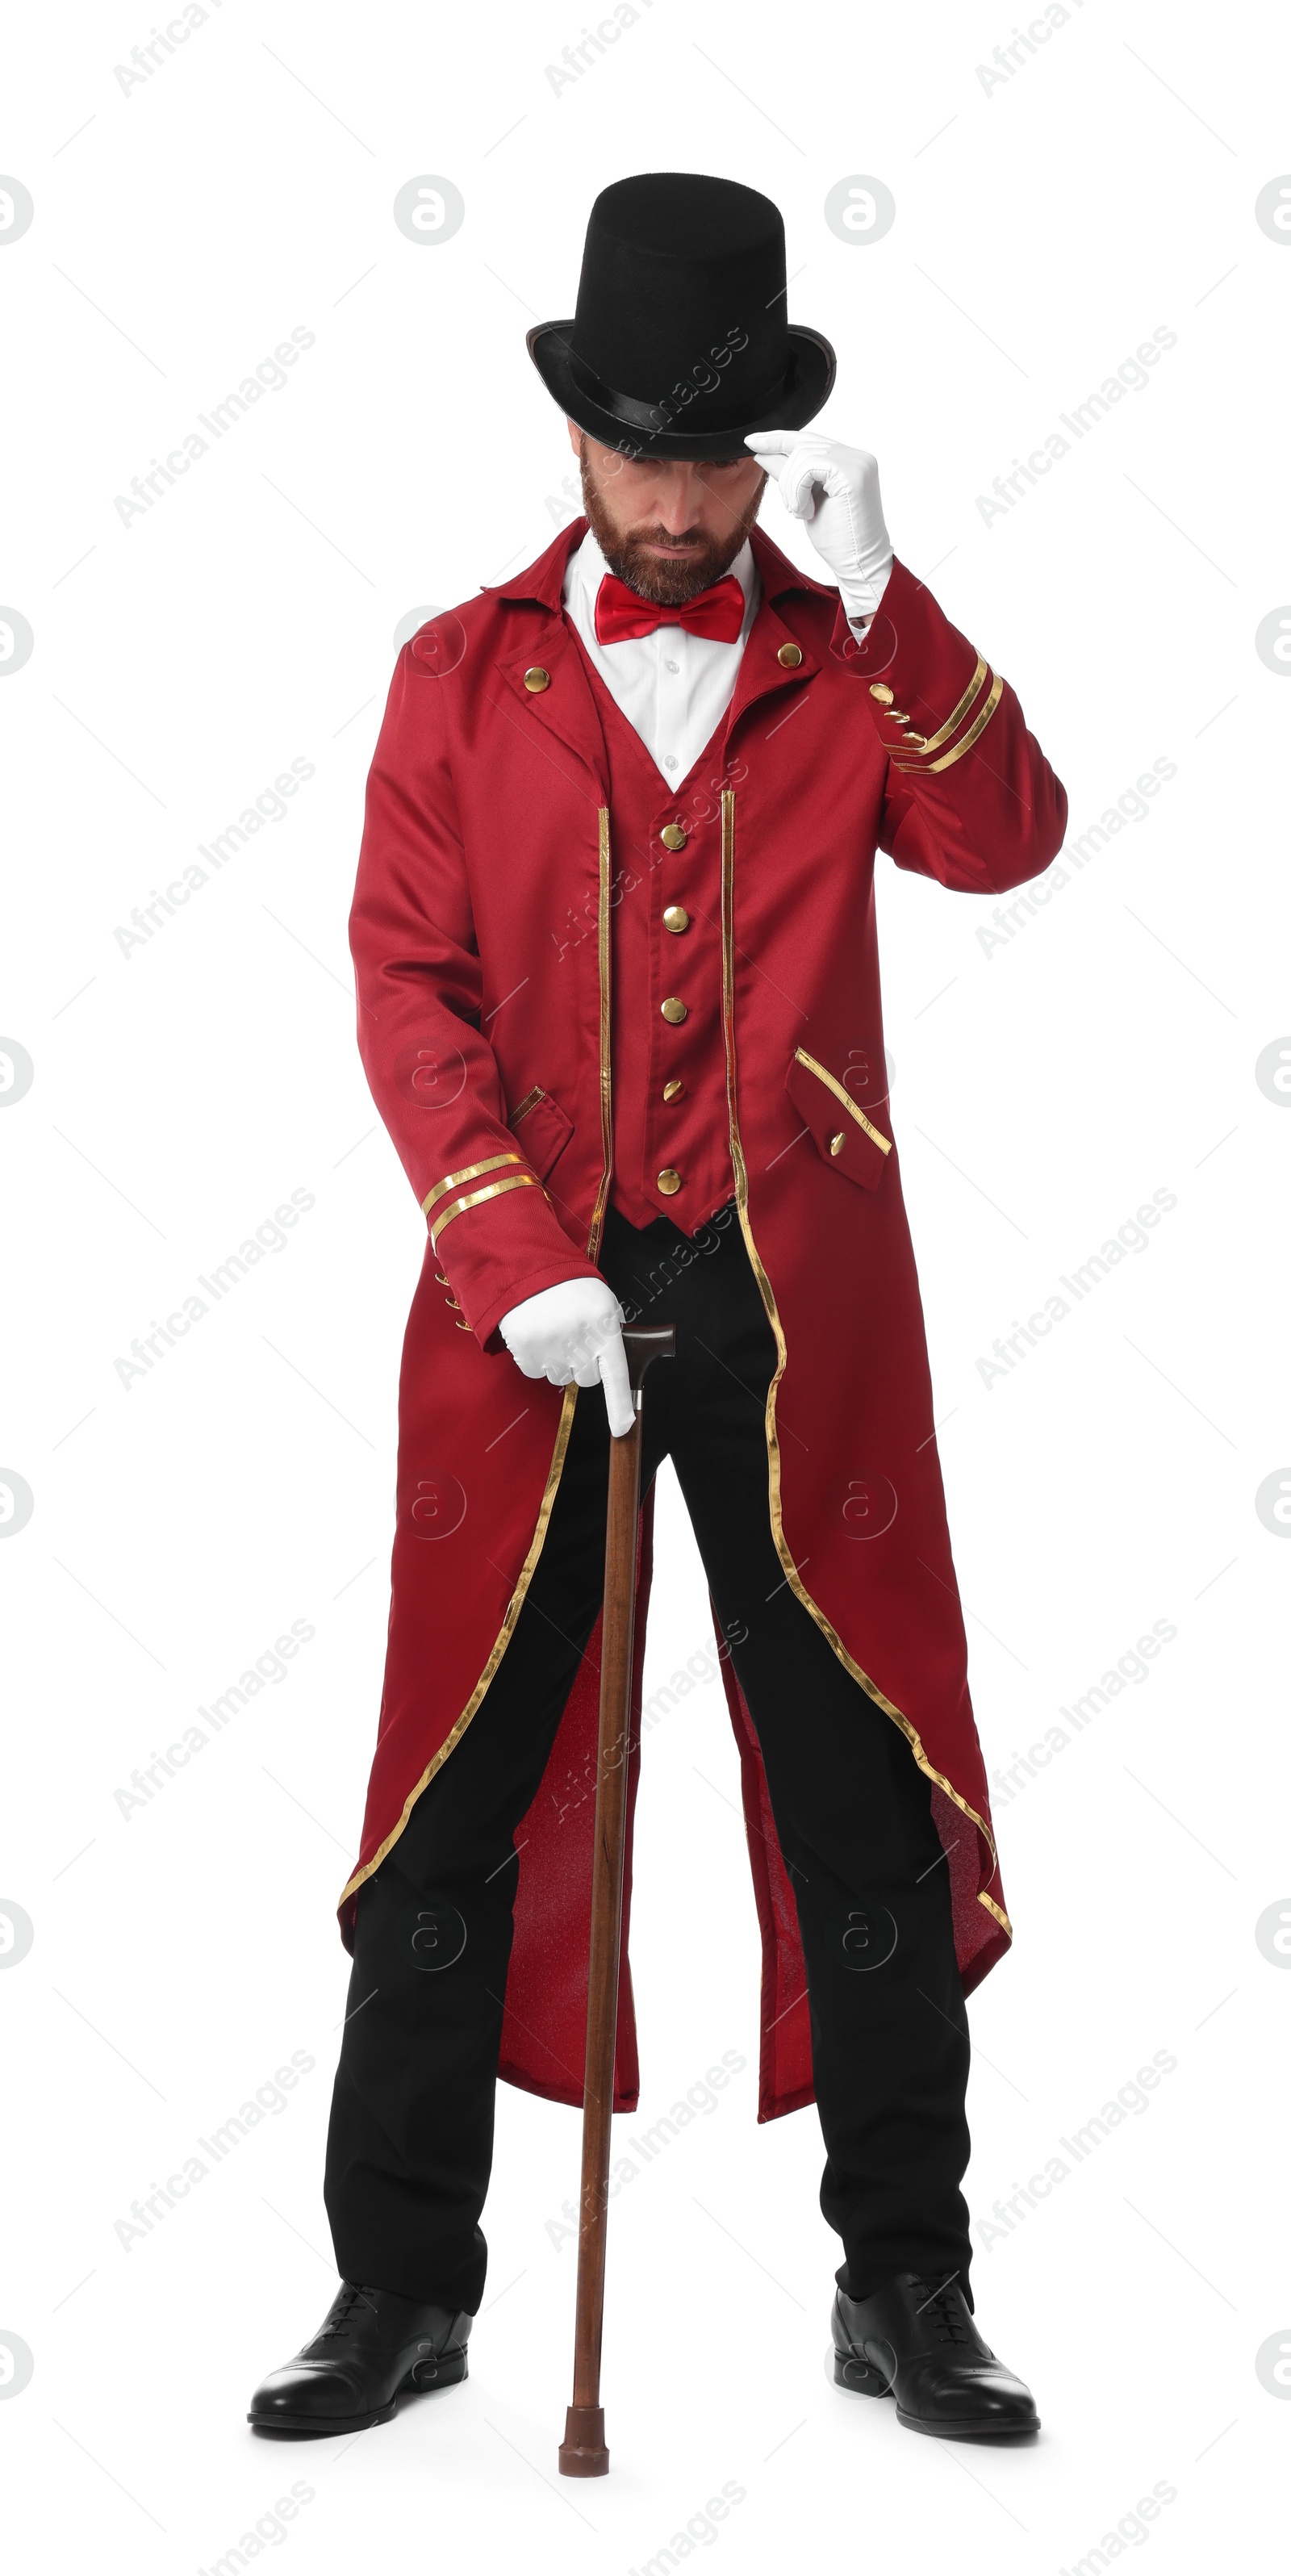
[777,641,803,668]
[661,997,687,1024]
[829,1130,847,1156]
[661,822,687,851]
[869,682,894,705]
[657,1168,682,1195]
[662,1078,685,1102]
[523,666,549,693]
[662,905,690,935]
[903,731,927,748]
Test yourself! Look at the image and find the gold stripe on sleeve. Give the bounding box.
[423,1152,523,1215]
[893,654,989,759]
[893,672,1004,775]
[429,1170,540,1247]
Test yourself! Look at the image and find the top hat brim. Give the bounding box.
[527,320,835,462]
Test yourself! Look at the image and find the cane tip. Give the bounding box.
[558,2403,609,2476]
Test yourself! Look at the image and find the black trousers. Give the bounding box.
[324,1200,972,2314]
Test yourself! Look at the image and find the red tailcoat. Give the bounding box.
[341,521,1067,2121]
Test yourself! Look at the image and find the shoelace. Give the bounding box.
[909,2275,976,2347]
[312,2284,375,2345]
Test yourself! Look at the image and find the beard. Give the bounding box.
[577,438,766,607]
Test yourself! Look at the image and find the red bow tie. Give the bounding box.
[594,570,746,647]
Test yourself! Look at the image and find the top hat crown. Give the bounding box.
[527,171,835,461]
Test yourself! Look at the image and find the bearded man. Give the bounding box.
[250,170,1066,2448]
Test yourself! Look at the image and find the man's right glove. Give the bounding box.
[499,1277,633,1436]
[745,430,893,627]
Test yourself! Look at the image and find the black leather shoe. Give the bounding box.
[832,2270,1038,2441]
[249,2281,471,2436]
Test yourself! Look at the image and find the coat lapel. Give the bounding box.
[490,617,610,810]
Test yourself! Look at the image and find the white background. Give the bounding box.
[2,2,1289,2570]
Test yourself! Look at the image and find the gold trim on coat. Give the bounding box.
[423,1151,523,1215]
[585,806,614,1261]
[508,1085,545,1126]
[337,1381,581,1916]
[429,1170,540,1248]
[792,1048,892,1154]
[338,808,617,1920]
[718,786,1009,1939]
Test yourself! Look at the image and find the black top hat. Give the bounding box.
[527,171,834,462]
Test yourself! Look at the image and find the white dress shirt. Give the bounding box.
[563,523,875,784]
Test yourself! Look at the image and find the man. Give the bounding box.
[250,172,1066,2446]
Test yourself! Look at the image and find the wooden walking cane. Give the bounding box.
[558,1323,675,2478]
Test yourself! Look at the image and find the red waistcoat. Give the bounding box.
[567,631,737,1232]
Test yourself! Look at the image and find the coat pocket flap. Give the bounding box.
[785,1048,892,1190]
[507,1084,575,1181]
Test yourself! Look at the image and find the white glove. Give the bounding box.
[499,1276,633,1437]
[745,432,893,626]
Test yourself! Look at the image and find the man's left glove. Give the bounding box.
[745,432,893,627]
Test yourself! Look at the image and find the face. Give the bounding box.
[568,421,767,606]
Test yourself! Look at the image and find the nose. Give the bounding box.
[652,466,708,536]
